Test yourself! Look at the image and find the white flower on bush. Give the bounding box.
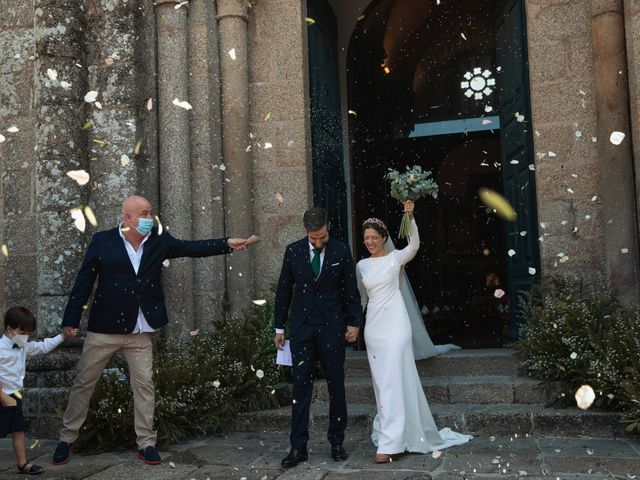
[213,380,221,388]
[256,369,265,379]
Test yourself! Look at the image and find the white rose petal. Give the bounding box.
[70,208,86,232]
[172,98,192,110]
[60,80,71,89]
[264,142,273,149]
[84,206,98,227]
[213,380,221,388]
[1,244,8,257]
[84,90,98,103]
[528,267,536,275]
[494,289,505,299]
[120,154,130,167]
[66,169,90,186]
[432,450,442,459]
[570,352,578,360]
[548,151,557,157]
[0,134,5,143]
[256,369,264,379]
[621,248,629,254]
[229,48,236,60]
[169,461,175,468]
[7,126,19,133]
[162,259,170,267]
[610,131,626,145]
[252,299,267,306]
[95,101,102,110]
[47,68,57,80]
[508,249,516,257]
[146,98,153,111]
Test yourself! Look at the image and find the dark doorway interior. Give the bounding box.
[347,0,536,347]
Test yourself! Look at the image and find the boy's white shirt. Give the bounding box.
[0,334,64,394]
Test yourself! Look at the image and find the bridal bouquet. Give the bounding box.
[387,165,438,239]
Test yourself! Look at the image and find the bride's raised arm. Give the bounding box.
[395,219,419,266]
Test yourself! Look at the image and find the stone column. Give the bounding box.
[155,0,195,329]
[34,0,89,334]
[216,0,255,316]
[189,0,227,327]
[591,3,640,302]
[624,0,640,245]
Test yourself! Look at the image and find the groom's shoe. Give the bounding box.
[331,444,348,462]
[281,448,308,468]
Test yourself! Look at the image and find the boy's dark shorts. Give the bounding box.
[0,394,24,437]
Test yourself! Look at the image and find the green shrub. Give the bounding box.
[77,299,290,452]
[516,279,640,433]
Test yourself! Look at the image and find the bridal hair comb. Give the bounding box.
[363,218,387,230]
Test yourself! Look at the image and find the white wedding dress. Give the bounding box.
[356,219,472,454]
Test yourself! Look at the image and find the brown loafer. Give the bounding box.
[375,453,393,463]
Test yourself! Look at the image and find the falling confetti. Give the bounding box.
[155,215,163,235]
[610,131,625,145]
[190,329,199,336]
[84,206,97,227]
[84,91,98,103]
[228,48,237,60]
[256,369,264,379]
[478,188,517,221]
[66,170,90,186]
[175,1,188,8]
[305,17,316,25]
[528,267,536,275]
[575,385,595,410]
[0,134,5,143]
[96,101,103,109]
[252,299,267,306]
[172,98,192,110]
[162,259,170,267]
[47,69,57,80]
[213,380,221,388]
[570,352,578,360]
[264,142,273,149]
[60,81,71,89]
[264,112,271,121]
[146,98,153,111]
[460,32,467,40]
[1,244,8,257]
[120,154,130,167]
[432,450,442,459]
[508,249,516,257]
[494,289,505,299]
[621,248,629,254]
[134,139,143,155]
[70,208,86,232]
[275,192,284,203]
[348,109,357,117]
[6,126,19,133]
[82,120,93,129]
[169,461,175,468]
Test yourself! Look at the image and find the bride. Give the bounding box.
[356,200,472,463]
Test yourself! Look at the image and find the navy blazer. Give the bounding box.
[62,227,231,334]
[274,237,362,336]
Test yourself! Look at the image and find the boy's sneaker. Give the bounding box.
[137,446,161,465]
[52,441,74,465]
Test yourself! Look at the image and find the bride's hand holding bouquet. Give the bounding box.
[387,165,438,239]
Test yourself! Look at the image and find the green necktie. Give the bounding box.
[311,248,322,278]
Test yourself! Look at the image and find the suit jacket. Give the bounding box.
[62,227,231,334]
[274,237,362,337]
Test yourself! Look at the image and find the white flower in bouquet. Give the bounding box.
[386,165,438,238]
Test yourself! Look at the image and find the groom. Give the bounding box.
[274,207,362,468]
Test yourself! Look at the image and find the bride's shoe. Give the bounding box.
[374,453,393,463]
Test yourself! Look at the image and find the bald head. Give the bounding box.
[123,195,152,215]
[122,195,153,239]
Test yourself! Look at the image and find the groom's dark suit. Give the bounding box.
[275,237,362,450]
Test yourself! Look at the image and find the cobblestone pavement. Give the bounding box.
[0,432,639,479]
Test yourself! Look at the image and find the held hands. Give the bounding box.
[403,200,415,218]
[62,327,79,340]
[273,332,285,350]
[345,326,360,343]
[227,238,248,250]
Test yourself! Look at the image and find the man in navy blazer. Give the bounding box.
[274,207,362,468]
[53,195,248,466]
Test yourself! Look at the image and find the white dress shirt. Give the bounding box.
[119,225,156,334]
[0,334,64,394]
[275,242,325,334]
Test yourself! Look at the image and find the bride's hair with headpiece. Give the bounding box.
[362,217,388,239]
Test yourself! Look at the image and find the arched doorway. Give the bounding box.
[345,0,540,347]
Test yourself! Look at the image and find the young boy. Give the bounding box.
[0,306,77,475]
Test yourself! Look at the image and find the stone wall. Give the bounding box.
[526,0,611,289]
[248,0,314,295]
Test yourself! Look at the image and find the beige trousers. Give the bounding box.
[59,332,156,449]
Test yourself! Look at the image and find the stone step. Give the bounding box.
[236,402,626,438]
[345,348,521,378]
[314,375,552,405]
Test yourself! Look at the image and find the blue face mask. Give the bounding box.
[136,218,154,236]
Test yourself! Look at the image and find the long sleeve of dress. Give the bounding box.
[356,262,368,311]
[394,219,420,266]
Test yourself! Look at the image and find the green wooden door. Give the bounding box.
[495,0,540,338]
[307,0,348,242]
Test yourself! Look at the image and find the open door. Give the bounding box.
[307,0,348,242]
[495,0,540,338]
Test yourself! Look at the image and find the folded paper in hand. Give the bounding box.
[276,340,292,366]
